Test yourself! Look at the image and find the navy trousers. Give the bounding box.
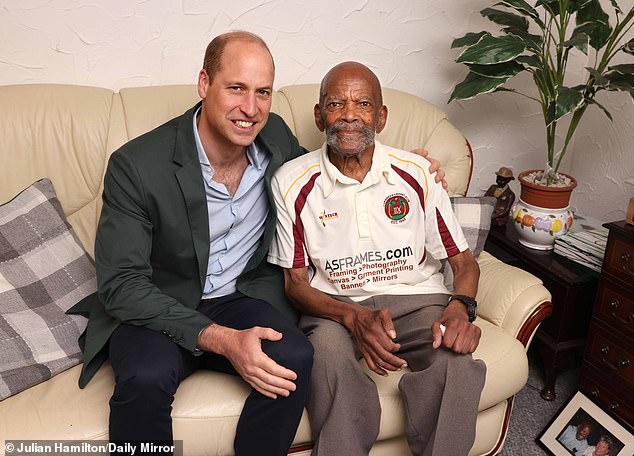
[108,292,313,455]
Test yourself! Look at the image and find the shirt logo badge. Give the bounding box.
[319,210,339,227]
[384,194,410,224]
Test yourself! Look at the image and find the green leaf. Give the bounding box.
[556,86,584,120]
[493,86,518,94]
[585,97,613,121]
[481,8,529,32]
[576,0,612,50]
[546,86,584,125]
[516,55,542,68]
[503,28,543,51]
[492,86,542,103]
[496,0,542,24]
[572,22,610,52]
[624,38,634,56]
[468,60,525,78]
[537,0,562,16]
[608,64,634,75]
[571,0,594,12]
[584,67,608,86]
[563,31,589,55]
[451,32,490,49]
[539,0,596,15]
[604,70,634,92]
[570,84,593,97]
[457,34,526,65]
[448,72,510,103]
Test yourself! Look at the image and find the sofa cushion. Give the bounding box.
[451,196,496,257]
[0,84,123,257]
[443,196,496,291]
[0,179,93,400]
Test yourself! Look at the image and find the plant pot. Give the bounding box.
[512,200,574,250]
[512,170,577,250]
[517,170,577,209]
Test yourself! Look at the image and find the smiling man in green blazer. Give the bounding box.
[69,31,314,455]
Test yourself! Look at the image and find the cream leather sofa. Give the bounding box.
[0,83,552,456]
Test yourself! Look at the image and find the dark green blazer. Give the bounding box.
[68,103,304,388]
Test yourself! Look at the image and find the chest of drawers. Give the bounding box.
[580,221,634,431]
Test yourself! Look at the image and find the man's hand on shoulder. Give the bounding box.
[344,307,408,377]
[197,324,297,399]
[410,149,448,190]
[431,301,481,354]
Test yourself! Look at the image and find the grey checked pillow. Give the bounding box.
[442,196,496,291]
[0,179,93,400]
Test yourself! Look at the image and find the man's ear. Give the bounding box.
[197,69,209,99]
[314,104,325,132]
[375,105,388,134]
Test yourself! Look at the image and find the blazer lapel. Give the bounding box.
[174,104,209,290]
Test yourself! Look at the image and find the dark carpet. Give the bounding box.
[500,347,581,455]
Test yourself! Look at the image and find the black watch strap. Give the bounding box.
[449,294,477,323]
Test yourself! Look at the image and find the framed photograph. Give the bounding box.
[537,391,634,456]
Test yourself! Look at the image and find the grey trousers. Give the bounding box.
[300,293,486,456]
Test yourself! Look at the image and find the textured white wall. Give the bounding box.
[1,0,632,220]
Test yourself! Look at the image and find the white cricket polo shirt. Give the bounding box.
[268,141,469,301]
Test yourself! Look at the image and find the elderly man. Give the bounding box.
[559,420,593,454]
[268,62,486,456]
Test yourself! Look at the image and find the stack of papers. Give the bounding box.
[554,218,609,272]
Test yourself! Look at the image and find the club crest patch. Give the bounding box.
[384,194,410,223]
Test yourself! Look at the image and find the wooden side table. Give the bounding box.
[484,222,598,400]
[580,220,634,432]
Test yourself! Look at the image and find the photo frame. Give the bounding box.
[537,391,634,456]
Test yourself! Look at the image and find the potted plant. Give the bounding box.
[449,0,634,249]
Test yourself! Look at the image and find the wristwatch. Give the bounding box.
[449,295,477,322]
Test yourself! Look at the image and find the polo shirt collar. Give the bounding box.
[319,140,398,198]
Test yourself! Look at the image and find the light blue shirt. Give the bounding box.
[193,108,270,298]
[558,425,589,455]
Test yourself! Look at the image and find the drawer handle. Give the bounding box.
[600,346,631,370]
[590,388,600,398]
[621,251,634,277]
[609,401,620,411]
[610,300,634,324]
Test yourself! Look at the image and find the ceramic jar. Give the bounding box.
[512,199,574,250]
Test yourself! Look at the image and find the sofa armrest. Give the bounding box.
[476,251,553,347]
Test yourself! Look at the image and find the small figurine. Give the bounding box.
[484,166,516,226]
